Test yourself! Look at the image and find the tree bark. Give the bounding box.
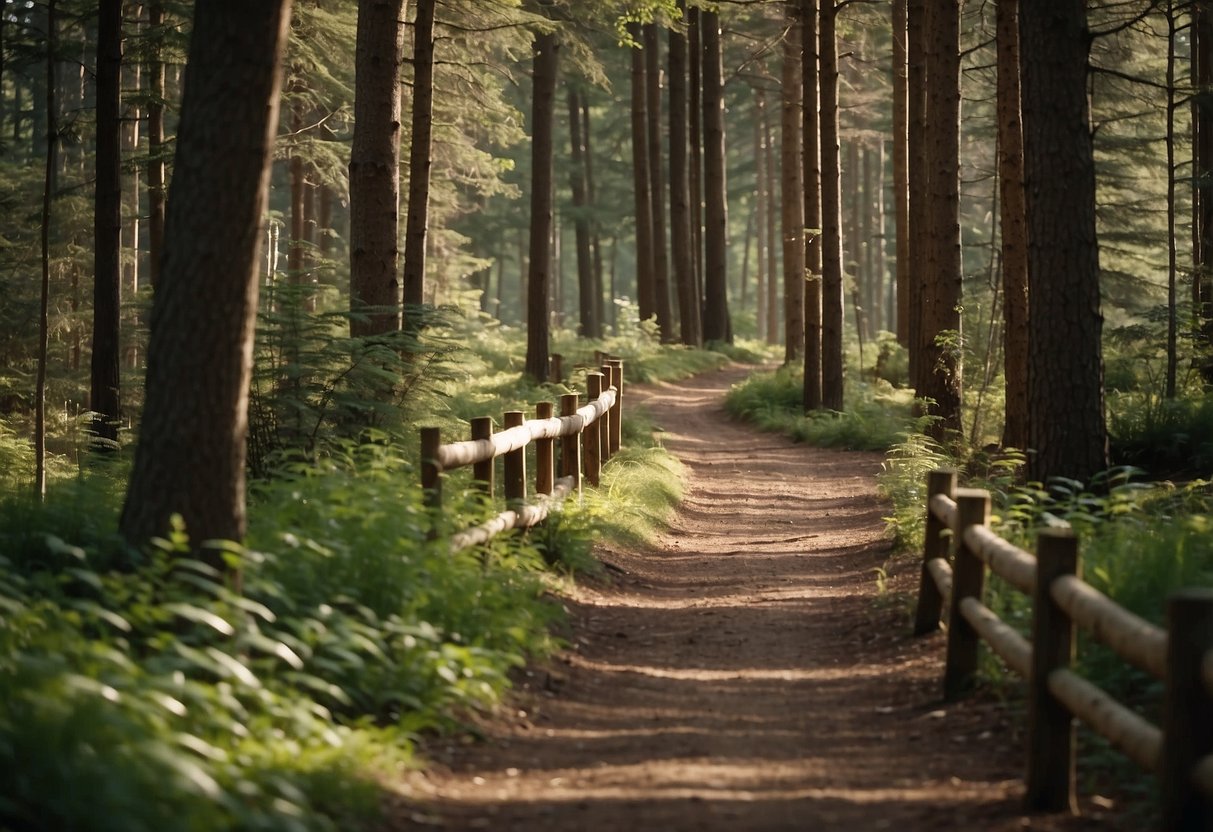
[568,86,596,337]
[120,0,292,556]
[997,0,1029,450]
[628,22,656,323]
[802,0,822,410]
[755,88,768,341]
[91,0,123,447]
[688,7,704,330]
[763,91,779,346]
[819,0,844,409]
[402,0,434,314]
[669,5,700,347]
[147,1,166,290]
[645,23,674,341]
[906,0,928,384]
[1196,0,1213,384]
[525,28,559,382]
[892,0,908,346]
[1020,0,1108,483]
[36,0,57,499]
[701,10,730,344]
[583,98,605,335]
[349,0,406,336]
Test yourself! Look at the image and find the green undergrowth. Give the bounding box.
[723,363,917,452]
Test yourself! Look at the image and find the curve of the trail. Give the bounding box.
[389,365,1110,832]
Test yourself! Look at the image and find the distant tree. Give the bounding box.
[669,2,700,346]
[701,8,731,344]
[819,0,843,408]
[146,1,167,289]
[802,0,822,410]
[402,0,435,313]
[1021,0,1108,483]
[645,22,674,341]
[349,0,406,336]
[525,21,559,383]
[568,86,597,337]
[628,21,656,323]
[781,7,804,364]
[892,0,908,346]
[36,0,57,499]
[1194,0,1213,384]
[120,0,293,557]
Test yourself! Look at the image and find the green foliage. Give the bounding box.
[1108,390,1213,478]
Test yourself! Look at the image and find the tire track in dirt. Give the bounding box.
[386,365,1116,831]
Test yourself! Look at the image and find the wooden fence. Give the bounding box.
[913,469,1213,828]
[420,359,623,554]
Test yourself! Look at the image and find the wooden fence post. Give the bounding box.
[421,427,442,510]
[599,362,613,463]
[943,488,990,701]
[1025,528,1079,814]
[560,392,580,496]
[607,359,622,454]
[914,468,957,635]
[535,401,554,495]
[470,416,493,496]
[503,410,526,506]
[1160,588,1213,830]
[584,373,603,487]
[550,353,564,384]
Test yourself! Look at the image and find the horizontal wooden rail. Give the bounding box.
[422,359,624,553]
[911,468,1213,826]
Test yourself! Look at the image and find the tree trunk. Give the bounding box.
[997,0,1029,450]
[763,92,779,346]
[892,0,908,346]
[120,0,292,556]
[669,5,700,346]
[1166,0,1178,398]
[688,7,704,332]
[802,0,822,410]
[819,0,844,409]
[862,143,879,336]
[906,0,928,384]
[36,0,57,499]
[701,10,730,343]
[783,12,805,363]
[568,87,596,337]
[147,1,166,290]
[525,28,559,382]
[402,0,434,316]
[1020,0,1108,483]
[754,89,768,341]
[583,98,605,335]
[349,0,406,336]
[1197,0,1213,384]
[918,0,962,439]
[628,22,656,323]
[645,23,674,341]
[91,0,123,447]
[288,101,306,280]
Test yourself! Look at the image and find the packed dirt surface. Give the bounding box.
[385,365,1125,831]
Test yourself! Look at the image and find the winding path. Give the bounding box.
[388,365,1114,831]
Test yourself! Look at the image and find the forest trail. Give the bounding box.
[385,365,1115,832]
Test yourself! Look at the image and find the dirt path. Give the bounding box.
[387,365,1116,831]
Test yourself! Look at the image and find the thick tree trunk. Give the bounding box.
[525,29,559,382]
[568,87,596,337]
[892,0,908,346]
[997,0,1029,450]
[147,1,166,290]
[669,7,700,346]
[402,0,434,315]
[91,0,123,447]
[701,10,730,343]
[349,0,406,336]
[819,1,844,409]
[645,23,674,341]
[120,0,292,555]
[802,0,822,410]
[1020,0,1108,483]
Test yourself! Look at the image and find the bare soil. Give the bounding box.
[384,365,1127,831]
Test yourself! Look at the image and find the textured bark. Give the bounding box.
[1020,0,1108,483]
[892,0,908,346]
[1195,1,1213,384]
[628,22,656,322]
[701,11,731,344]
[669,7,700,346]
[755,89,768,341]
[918,0,962,439]
[819,1,844,410]
[906,0,927,384]
[349,0,406,336]
[525,29,559,383]
[801,0,821,410]
[645,23,674,341]
[763,95,779,346]
[997,0,1029,450]
[36,0,57,498]
[402,0,434,311]
[568,87,596,337]
[120,0,292,554]
[688,8,704,326]
[583,100,605,333]
[288,102,307,279]
[147,1,166,290]
[91,0,123,446]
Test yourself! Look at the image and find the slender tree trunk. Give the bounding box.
[583,99,605,336]
[525,28,559,382]
[1021,0,1108,483]
[763,92,779,346]
[783,10,806,364]
[688,7,704,332]
[288,100,306,280]
[0,0,8,142]
[669,6,700,346]
[91,0,123,447]
[892,0,908,346]
[402,0,434,317]
[802,0,822,410]
[643,23,674,341]
[147,1,166,289]
[702,10,730,343]
[997,0,1029,450]
[819,0,844,409]
[36,0,57,499]
[906,0,928,384]
[1196,0,1213,384]
[846,140,862,335]
[1167,1,1179,399]
[121,23,141,302]
[754,90,767,340]
[568,87,596,337]
[349,0,406,336]
[120,0,292,556]
[862,143,879,336]
[628,24,656,323]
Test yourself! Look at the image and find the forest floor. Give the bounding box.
[381,364,1132,832]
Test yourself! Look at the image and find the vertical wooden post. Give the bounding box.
[535,401,554,495]
[943,488,990,701]
[584,373,603,486]
[503,410,526,505]
[1160,588,1213,830]
[560,392,580,495]
[599,362,613,463]
[1025,528,1079,813]
[550,353,564,383]
[607,358,623,454]
[471,416,494,496]
[914,468,957,634]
